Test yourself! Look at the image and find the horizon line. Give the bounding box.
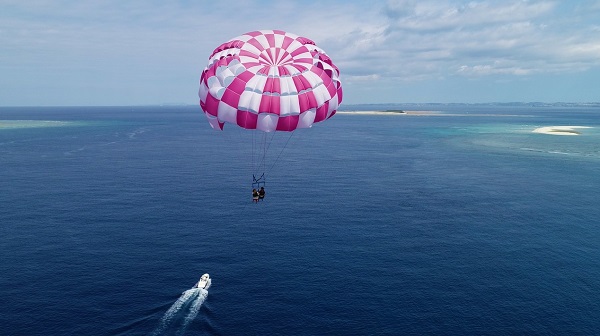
[1,101,600,108]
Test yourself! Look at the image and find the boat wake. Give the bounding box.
[183,290,208,328]
[151,287,208,336]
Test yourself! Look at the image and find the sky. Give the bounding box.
[1,0,600,106]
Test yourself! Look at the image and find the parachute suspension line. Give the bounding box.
[253,130,276,178]
[258,130,276,175]
[264,130,278,156]
[250,129,267,182]
[252,131,267,191]
[251,128,259,176]
[249,130,252,175]
[265,130,295,176]
[252,129,256,173]
[251,129,291,188]
[261,131,268,175]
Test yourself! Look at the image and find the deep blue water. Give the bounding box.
[1,105,600,335]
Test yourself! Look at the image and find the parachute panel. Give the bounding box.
[298,109,316,129]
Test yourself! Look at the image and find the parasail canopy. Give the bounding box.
[199,30,343,132]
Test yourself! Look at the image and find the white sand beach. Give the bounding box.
[532,126,592,136]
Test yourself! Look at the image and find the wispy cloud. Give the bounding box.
[336,0,600,81]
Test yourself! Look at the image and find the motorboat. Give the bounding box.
[194,273,211,289]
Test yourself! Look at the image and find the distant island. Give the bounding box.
[336,110,442,115]
[340,102,600,109]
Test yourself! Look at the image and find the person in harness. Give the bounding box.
[252,189,259,203]
[252,174,265,202]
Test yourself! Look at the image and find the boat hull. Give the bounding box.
[195,273,211,289]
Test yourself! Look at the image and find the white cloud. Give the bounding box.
[326,0,600,82]
[2,0,600,105]
[457,61,533,76]
[346,74,382,82]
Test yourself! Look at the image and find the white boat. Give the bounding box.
[194,273,211,289]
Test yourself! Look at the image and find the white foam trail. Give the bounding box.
[151,289,200,336]
[179,289,208,335]
[128,127,148,139]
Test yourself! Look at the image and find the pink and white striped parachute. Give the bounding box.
[199,30,343,132]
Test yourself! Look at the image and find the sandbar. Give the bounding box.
[0,120,72,129]
[532,126,592,136]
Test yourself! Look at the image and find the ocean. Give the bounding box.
[1,104,600,335]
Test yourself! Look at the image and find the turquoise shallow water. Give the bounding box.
[1,105,600,335]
